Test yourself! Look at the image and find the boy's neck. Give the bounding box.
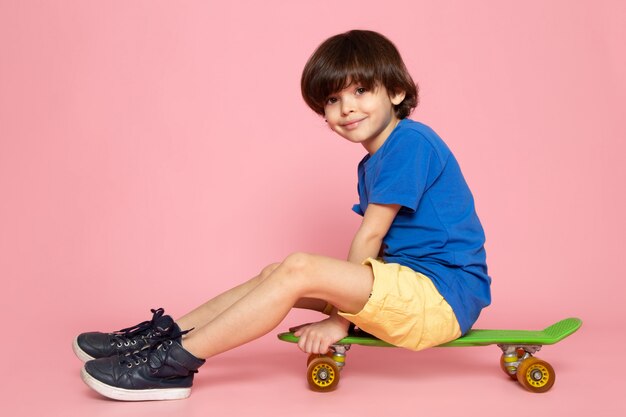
[362,118,402,155]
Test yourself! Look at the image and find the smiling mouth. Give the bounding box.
[341,117,366,129]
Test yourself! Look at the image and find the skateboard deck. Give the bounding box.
[278,317,582,393]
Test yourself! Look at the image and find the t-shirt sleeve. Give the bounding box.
[352,203,364,216]
[368,134,443,212]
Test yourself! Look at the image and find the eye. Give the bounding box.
[325,96,338,105]
[355,87,367,95]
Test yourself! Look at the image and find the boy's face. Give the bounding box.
[324,82,405,154]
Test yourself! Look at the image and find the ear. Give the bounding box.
[390,90,406,105]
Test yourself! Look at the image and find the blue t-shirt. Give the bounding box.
[352,119,491,334]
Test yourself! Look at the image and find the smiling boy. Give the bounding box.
[76,30,491,401]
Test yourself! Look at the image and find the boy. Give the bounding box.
[75,30,491,401]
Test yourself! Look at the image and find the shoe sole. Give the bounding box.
[72,337,96,362]
[80,367,192,401]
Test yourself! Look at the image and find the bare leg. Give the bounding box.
[177,264,328,331]
[182,252,373,359]
[176,264,279,330]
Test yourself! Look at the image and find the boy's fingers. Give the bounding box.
[297,335,308,352]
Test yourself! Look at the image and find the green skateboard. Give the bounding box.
[278,317,582,393]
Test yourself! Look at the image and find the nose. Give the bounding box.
[340,96,355,116]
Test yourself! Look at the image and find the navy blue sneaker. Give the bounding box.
[73,308,180,362]
[81,330,205,401]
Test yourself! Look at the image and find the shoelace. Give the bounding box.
[119,328,194,371]
[110,308,166,348]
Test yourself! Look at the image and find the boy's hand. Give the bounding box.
[293,317,349,354]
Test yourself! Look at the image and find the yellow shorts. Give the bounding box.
[338,258,461,351]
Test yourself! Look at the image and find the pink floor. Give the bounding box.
[6,313,622,417]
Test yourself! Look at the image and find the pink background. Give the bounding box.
[1,0,625,415]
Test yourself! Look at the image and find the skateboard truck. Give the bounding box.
[329,344,349,369]
[497,344,556,392]
[499,344,542,375]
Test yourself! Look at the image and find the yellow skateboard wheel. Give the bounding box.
[516,357,555,393]
[307,357,340,392]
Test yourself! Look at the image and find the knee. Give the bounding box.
[256,254,310,285]
[259,262,281,281]
[266,253,316,296]
[280,252,314,276]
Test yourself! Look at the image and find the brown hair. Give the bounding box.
[301,30,418,119]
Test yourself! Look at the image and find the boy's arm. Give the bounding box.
[347,203,401,264]
[328,202,400,322]
[295,203,400,353]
